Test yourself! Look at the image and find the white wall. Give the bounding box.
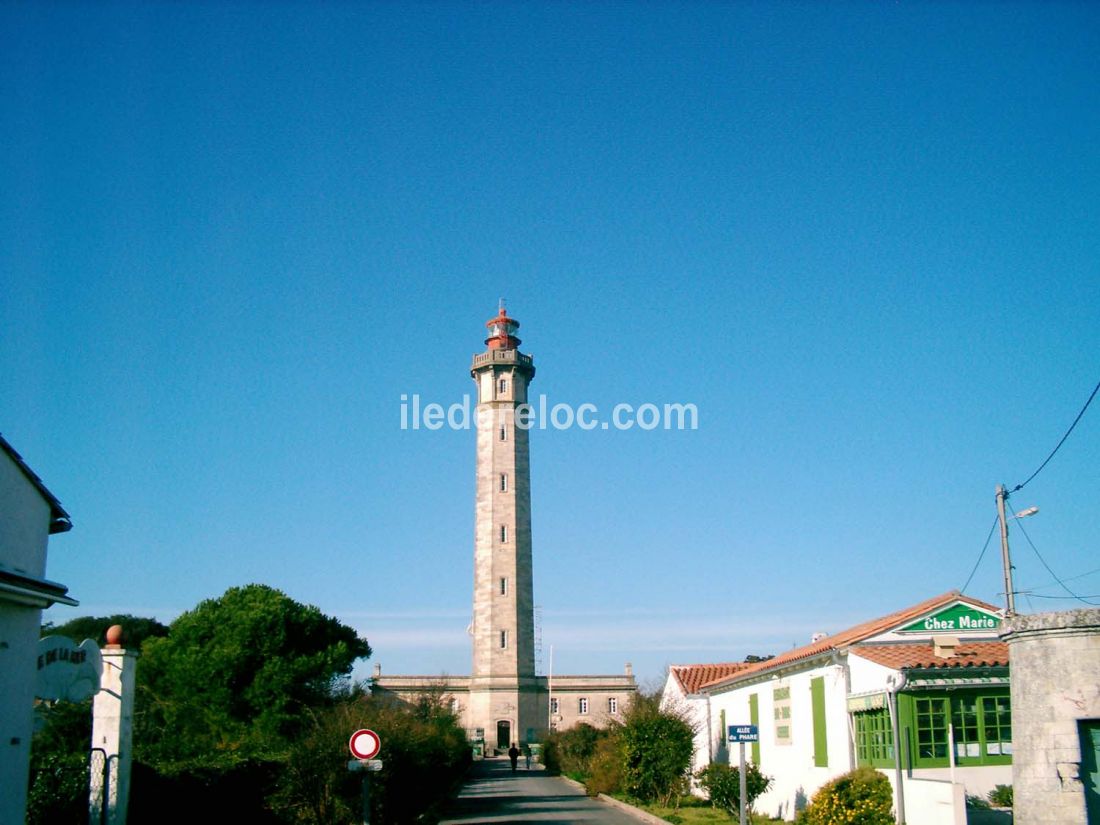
[709,660,854,821]
[0,455,54,825]
[660,673,713,784]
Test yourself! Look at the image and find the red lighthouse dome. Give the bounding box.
[485,303,521,350]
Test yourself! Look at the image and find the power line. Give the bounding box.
[1024,564,1100,591]
[960,515,1000,593]
[1023,593,1100,600]
[1013,517,1100,607]
[1012,377,1100,493]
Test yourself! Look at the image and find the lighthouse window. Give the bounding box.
[500,630,508,649]
[499,379,507,394]
[499,426,507,442]
[500,577,508,595]
[501,525,508,543]
[500,473,508,492]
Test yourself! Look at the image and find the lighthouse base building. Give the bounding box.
[373,307,635,750]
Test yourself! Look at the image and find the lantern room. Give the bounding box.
[485,305,521,350]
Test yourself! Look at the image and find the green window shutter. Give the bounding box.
[811,676,828,767]
[749,693,760,765]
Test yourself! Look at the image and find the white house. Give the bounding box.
[697,591,1010,824]
[661,662,752,780]
[0,434,76,825]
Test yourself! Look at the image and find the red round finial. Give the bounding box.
[105,625,124,647]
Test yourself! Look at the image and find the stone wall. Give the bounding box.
[1001,608,1100,823]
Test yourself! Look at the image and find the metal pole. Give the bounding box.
[996,484,1016,616]
[887,688,906,825]
[739,742,747,824]
[361,775,370,825]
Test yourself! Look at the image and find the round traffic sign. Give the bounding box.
[349,728,381,760]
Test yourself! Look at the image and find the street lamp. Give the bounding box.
[996,486,1039,617]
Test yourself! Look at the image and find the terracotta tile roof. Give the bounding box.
[671,663,754,694]
[852,641,1009,670]
[700,590,1002,691]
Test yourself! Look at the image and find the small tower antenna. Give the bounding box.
[499,296,506,314]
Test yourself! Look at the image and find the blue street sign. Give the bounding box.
[728,725,759,743]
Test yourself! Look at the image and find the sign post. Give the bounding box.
[349,729,382,825]
[728,725,759,824]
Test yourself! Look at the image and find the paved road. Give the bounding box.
[438,757,646,824]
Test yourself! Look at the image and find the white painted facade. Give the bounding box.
[0,435,75,825]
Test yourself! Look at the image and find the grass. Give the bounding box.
[611,794,783,824]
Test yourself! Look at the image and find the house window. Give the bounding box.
[906,691,1012,766]
[915,696,949,760]
[550,697,560,714]
[854,709,894,768]
[579,698,589,715]
[500,525,508,543]
[773,686,792,745]
[500,473,508,492]
[609,697,618,714]
[500,577,508,595]
[499,426,507,441]
[500,630,508,649]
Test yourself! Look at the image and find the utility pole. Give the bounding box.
[996,484,1015,617]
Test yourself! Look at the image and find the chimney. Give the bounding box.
[373,663,382,678]
[932,635,959,659]
[625,662,633,677]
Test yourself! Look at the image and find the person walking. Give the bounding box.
[523,743,531,770]
[508,742,520,773]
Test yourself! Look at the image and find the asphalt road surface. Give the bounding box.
[438,757,647,824]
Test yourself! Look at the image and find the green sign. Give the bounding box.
[899,603,1000,634]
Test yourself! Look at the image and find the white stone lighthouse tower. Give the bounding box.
[467,304,539,750]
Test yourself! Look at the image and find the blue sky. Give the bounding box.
[3,2,1098,686]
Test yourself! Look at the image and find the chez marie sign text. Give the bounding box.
[898,604,1001,634]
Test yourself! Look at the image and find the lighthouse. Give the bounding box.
[468,304,539,749]
[371,305,636,750]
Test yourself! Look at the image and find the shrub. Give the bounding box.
[988,784,1013,808]
[695,761,772,817]
[966,794,991,810]
[586,731,624,797]
[620,695,695,805]
[799,767,893,825]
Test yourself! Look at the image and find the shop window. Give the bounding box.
[907,690,1012,768]
[773,686,792,745]
[854,709,894,768]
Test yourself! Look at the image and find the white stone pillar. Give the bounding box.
[89,626,136,825]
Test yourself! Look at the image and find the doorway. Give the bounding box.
[497,720,511,750]
[1082,720,1100,824]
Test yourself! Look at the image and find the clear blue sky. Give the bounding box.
[3,2,1098,686]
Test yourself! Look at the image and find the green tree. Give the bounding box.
[619,693,696,805]
[137,584,370,766]
[42,613,169,649]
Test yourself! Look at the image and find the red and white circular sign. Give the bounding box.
[349,728,381,760]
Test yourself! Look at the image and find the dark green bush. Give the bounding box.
[799,767,893,825]
[620,695,695,805]
[695,761,772,816]
[988,784,1013,807]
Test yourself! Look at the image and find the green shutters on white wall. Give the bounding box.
[749,693,760,765]
[811,676,828,767]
